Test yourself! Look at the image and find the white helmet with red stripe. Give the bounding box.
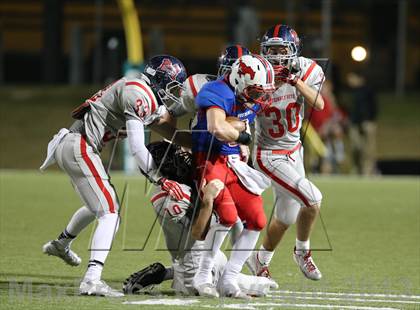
[229,54,276,113]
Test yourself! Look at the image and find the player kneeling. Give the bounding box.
[123,141,277,298]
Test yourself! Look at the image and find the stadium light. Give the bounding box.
[351,46,367,62]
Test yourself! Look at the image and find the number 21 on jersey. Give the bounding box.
[266,102,301,138]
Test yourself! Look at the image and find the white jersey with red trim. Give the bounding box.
[255,56,324,150]
[168,74,215,117]
[70,76,159,153]
[150,184,192,221]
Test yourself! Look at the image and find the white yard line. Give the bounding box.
[123,299,400,310]
[123,299,199,306]
[267,295,420,304]
[270,290,420,300]
[200,302,399,310]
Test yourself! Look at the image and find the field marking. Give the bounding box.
[267,295,420,304]
[271,290,420,300]
[123,298,199,306]
[235,302,399,310]
[122,299,400,310]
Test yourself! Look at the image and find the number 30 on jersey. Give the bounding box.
[265,102,301,138]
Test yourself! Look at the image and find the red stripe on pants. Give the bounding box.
[256,148,311,208]
[80,136,115,213]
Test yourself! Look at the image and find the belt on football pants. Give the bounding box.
[267,142,301,155]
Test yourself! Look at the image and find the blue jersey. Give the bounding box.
[192,78,257,155]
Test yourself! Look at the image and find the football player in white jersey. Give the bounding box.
[248,24,325,281]
[40,55,189,297]
[122,141,277,297]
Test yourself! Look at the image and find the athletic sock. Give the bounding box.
[84,213,119,281]
[258,245,275,266]
[56,229,76,248]
[295,238,310,254]
[194,223,230,285]
[57,206,95,248]
[163,267,174,281]
[83,260,104,282]
[222,229,260,285]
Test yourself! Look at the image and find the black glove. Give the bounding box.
[123,262,167,294]
[236,131,252,145]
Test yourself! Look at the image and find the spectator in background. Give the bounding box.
[308,79,346,174]
[346,71,378,175]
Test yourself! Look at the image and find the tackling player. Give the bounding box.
[122,141,276,297]
[248,24,325,281]
[40,55,188,297]
[191,54,275,298]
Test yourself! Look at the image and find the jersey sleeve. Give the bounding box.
[195,82,229,112]
[168,74,213,117]
[121,79,158,123]
[299,58,325,92]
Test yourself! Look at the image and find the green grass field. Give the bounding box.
[0,170,419,309]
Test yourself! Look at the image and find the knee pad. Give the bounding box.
[296,178,323,207]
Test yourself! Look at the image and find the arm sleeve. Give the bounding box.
[126,119,156,174]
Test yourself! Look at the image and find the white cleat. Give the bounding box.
[293,247,322,281]
[218,281,251,300]
[80,280,124,297]
[193,283,219,298]
[247,252,273,279]
[42,240,81,267]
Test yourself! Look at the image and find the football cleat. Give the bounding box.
[194,283,219,298]
[42,240,81,267]
[247,252,273,279]
[123,262,167,294]
[218,281,251,300]
[293,247,322,281]
[80,280,124,297]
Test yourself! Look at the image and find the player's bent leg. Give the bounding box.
[249,192,299,278]
[294,178,323,280]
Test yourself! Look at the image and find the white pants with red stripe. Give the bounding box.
[54,133,119,217]
[254,145,322,225]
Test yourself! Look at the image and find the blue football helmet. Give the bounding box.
[217,45,251,77]
[143,55,187,106]
[260,24,301,72]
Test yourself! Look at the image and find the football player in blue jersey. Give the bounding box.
[191,54,276,298]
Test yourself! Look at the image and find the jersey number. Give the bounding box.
[265,102,301,138]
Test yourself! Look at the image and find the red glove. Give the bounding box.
[278,67,299,86]
[159,178,185,201]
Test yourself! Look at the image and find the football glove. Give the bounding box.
[123,262,167,294]
[159,178,186,201]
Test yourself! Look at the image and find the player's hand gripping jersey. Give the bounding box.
[255,57,324,150]
[70,77,163,153]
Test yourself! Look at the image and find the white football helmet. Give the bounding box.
[229,54,276,113]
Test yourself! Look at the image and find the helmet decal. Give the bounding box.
[157,58,182,80]
[238,60,256,80]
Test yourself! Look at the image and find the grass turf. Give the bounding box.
[0,170,419,309]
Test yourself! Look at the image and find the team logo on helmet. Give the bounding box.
[157,58,182,80]
[238,60,256,79]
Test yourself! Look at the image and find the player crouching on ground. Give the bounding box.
[122,141,277,297]
[40,55,189,297]
[191,54,276,299]
[248,24,325,281]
